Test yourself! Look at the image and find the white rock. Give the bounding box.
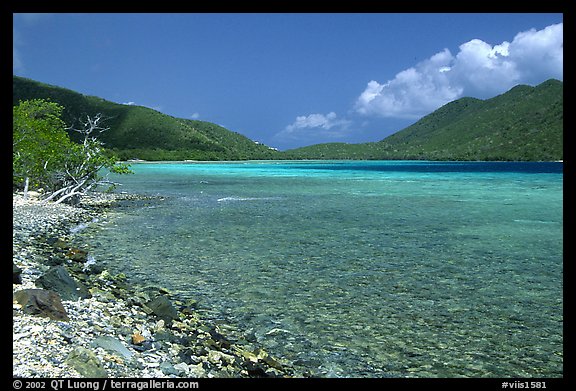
[173,362,189,375]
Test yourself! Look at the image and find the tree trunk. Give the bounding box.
[23,177,29,200]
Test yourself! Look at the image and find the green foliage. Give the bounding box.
[13,76,282,161]
[286,80,563,161]
[13,99,132,202]
[14,76,562,162]
[13,99,74,189]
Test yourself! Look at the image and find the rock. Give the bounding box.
[261,354,284,371]
[47,236,68,249]
[244,361,268,377]
[13,289,69,321]
[132,341,154,352]
[235,347,258,363]
[145,295,179,324]
[82,255,106,275]
[142,285,172,297]
[182,299,199,315]
[153,319,165,332]
[207,350,236,366]
[26,190,42,200]
[153,329,176,342]
[160,362,178,376]
[44,254,67,267]
[131,331,146,345]
[13,262,22,284]
[178,348,202,365]
[66,247,88,262]
[91,336,133,360]
[66,346,108,378]
[173,362,189,376]
[35,265,92,301]
[209,329,232,349]
[188,363,207,377]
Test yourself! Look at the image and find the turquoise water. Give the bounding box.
[86,161,563,377]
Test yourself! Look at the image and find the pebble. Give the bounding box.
[13,192,297,378]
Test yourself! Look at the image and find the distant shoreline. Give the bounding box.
[121,159,564,164]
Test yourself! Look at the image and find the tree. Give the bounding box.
[42,113,132,204]
[13,99,72,198]
[13,99,131,204]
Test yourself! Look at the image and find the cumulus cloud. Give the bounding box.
[355,22,563,119]
[506,23,563,85]
[355,49,462,119]
[284,112,351,133]
[190,112,200,119]
[276,112,352,144]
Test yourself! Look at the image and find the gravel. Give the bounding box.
[13,192,297,379]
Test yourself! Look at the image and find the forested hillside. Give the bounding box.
[285,79,563,161]
[13,76,281,161]
[14,76,562,161]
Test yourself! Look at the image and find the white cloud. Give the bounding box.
[190,112,200,119]
[507,23,563,85]
[284,112,351,134]
[123,101,136,106]
[447,39,519,97]
[355,22,563,119]
[355,48,462,119]
[275,112,352,144]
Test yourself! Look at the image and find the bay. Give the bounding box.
[84,160,563,377]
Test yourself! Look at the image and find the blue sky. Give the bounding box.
[13,13,563,150]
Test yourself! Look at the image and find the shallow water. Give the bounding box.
[85,161,563,377]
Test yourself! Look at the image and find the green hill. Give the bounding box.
[13,76,281,161]
[14,76,562,161]
[286,79,563,161]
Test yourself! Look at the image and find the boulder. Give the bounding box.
[145,295,179,324]
[35,265,91,301]
[13,289,69,321]
[13,262,22,284]
[91,336,133,360]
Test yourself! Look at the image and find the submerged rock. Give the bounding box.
[66,247,88,262]
[145,295,179,324]
[13,192,300,379]
[13,288,69,321]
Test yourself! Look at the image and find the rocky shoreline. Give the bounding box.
[13,192,299,378]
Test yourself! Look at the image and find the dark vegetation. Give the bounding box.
[14,76,562,162]
[13,76,281,161]
[285,80,563,161]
